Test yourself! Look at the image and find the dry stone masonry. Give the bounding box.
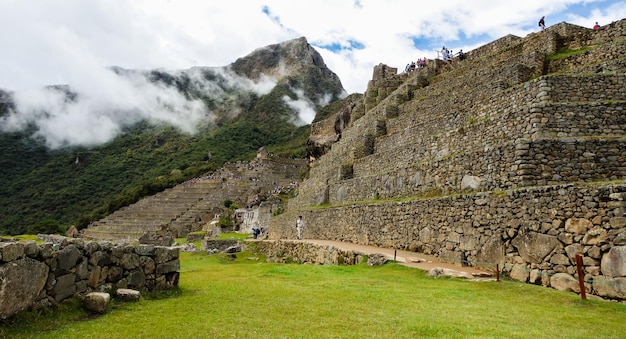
[272,19,626,301]
[0,237,179,319]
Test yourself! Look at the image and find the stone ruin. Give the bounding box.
[0,237,179,319]
[271,20,626,301]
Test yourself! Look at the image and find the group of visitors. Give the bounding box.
[439,47,465,62]
[539,15,601,31]
[404,57,428,73]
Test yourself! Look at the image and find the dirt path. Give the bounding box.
[271,239,496,281]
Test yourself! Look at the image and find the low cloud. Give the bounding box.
[0,66,279,149]
[1,68,209,149]
[282,88,317,125]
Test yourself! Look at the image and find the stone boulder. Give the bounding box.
[565,218,592,234]
[428,267,474,280]
[600,246,626,277]
[0,258,48,319]
[0,242,24,262]
[592,276,626,300]
[476,236,505,269]
[116,288,141,301]
[550,273,580,293]
[511,232,560,264]
[461,175,481,190]
[83,292,110,314]
[509,263,530,282]
[367,253,388,266]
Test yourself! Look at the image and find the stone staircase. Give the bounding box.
[82,158,308,241]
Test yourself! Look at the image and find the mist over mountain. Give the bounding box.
[0,37,346,235]
[0,37,344,149]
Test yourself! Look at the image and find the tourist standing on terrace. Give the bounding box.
[296,215,304,240]
[539,16,546,31]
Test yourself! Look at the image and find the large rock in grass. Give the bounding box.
[84,292,110,314]
[116,288,141,301]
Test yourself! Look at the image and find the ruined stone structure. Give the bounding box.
[83,157,307,241]
[270,20,626,300]
[0,238,179,319]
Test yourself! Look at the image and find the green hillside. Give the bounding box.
[0,37,345,235]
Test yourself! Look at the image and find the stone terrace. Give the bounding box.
[82,158,307,241]
[271,20,626,300]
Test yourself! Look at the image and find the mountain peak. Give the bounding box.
[230,36,333,82]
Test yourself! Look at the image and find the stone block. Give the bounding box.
[565,218,592,234]
[88,266,102,289]
[55,245,81,274]
[609,217,626,229]
[76,258,89,280]
[564,243,583,262]
[550,253,571,265]
[23,241,40,258]
[120,253,140,270]
[38,243,54,259]
[83,292,110,314]
[84,241,100,255]
[588,247,603,260]
[600,246,626,277]
[154,247,180,264]
[107,266,124,282]
[550,273,580,293]
[88,251,112,266]
[127,269,146,289]
[367,253,388,266]
[0,258,48,319]
[116,288,141,301]
[529,269,544,285]
[592,276,626,299]
[0,242,24,262]
[509,263,529,282]
[511,232,560,264]
[140,256,156,275]
[52,273,76,301]
[461,176,482,190]
[582,227,608,245]
[156,260,180,275]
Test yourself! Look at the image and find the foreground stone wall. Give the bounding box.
[0,238,179,319]
[271,184,626,301]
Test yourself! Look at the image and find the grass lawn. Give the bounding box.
[1,248,625,338]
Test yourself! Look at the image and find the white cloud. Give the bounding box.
[2,0,624,94]
[0,0,624,148]
[283,88,317,125]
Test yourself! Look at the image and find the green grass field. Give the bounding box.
[2,249,625,338]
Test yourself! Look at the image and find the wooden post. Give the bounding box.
[496,264,500,282]
[394,250,397,261]
[575,254,587,300]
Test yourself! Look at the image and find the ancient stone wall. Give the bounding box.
[290,72,626,209]
[273,18,626,301]
[0,238,179,319]
[271,184,626,300]
[255,240,364,265]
